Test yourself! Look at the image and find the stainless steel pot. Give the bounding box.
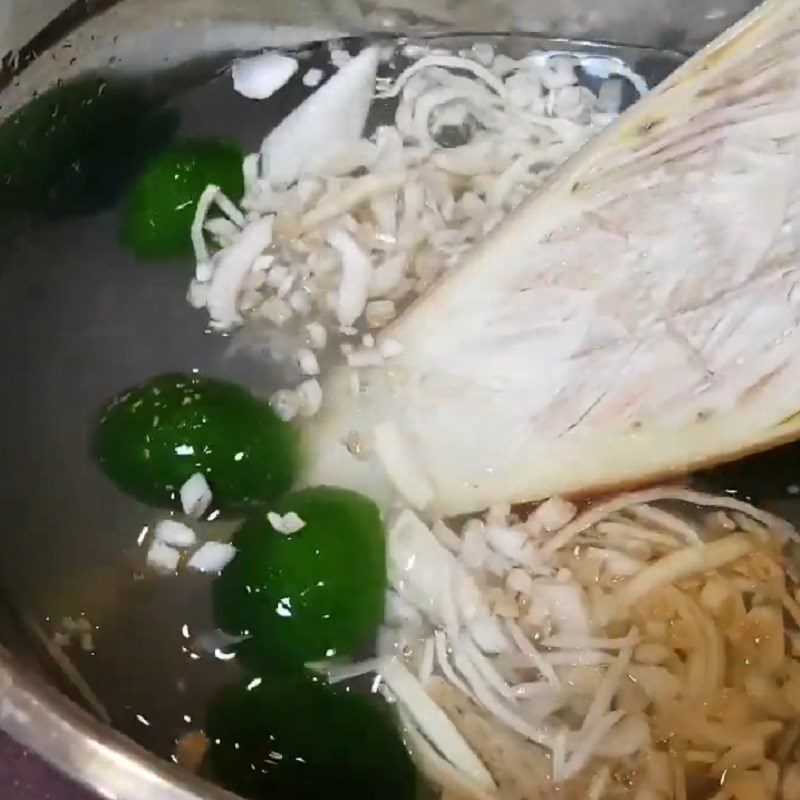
[0,1,765,798]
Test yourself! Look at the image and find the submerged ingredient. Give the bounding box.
[302,6,800,517]
[185,42,638,421]
[0,77,177,216]
[92,372,296,511]
[334,489,800,800]
[214,486,386,669]
[122,139,244,259]
[205,674,415,800]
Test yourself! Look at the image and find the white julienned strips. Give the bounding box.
[381,659,495,790]
[187,44,631,422]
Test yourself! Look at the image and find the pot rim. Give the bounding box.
[0,642,239,800]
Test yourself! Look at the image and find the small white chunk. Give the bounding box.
[187,542,237,573]
[507,568,535,596]
[154,519,197,548]
[471,42,495,66]
[267,264,291,289]
[296,348,320,376]
[328,229,372,326]
[195,260,214,283]
[232,52,299,100]
[147,540,181,573]
[365,300,396,328]
[267,511,307,534]
[186,279,210,309]
[270,389,301,421]
[347,349,385,368]
[297,378,323,417]
[379,338,404,358]
[289,290,312,316]
[179,473,213,519]
[252,255,274,273]
[303,67,324,87]
[330,48,351,68]
[258,296,293,326]
[305,322,328,350]
[530,496,577,532]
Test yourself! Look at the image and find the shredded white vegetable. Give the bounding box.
[336,490,800,799]
[177,37,800,800]
[187,40,636,419]
[381,659,495,790]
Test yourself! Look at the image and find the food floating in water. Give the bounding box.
[122,140,244,260]
[214,486,386,669]
[294,0,800,517]
[205,674,415,800]
[34,3,800,797]
[92,372,296,511]
[0,77,177,216]
[305,487,800,800]
[231,51,299,101]
[259,46,378,186]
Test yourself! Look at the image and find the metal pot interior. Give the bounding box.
[0,1,780,798]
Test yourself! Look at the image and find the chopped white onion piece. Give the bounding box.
[261,47,378,185]
[305,322,328,350]
[186,279,210,309]
[179,473,213,519]
[379,337,404,358]
[270,388,301,421]
[267,511,306,535]
[187,542,237,574]
[232,52,298,100]
[154,519,197,548]
[191,184,219,268]
[147,541,181,573]
[531,496,577,532]
[297,378,323,417]
[207,216,274,330]
[296,348,320,376]
[302,67,324,87]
